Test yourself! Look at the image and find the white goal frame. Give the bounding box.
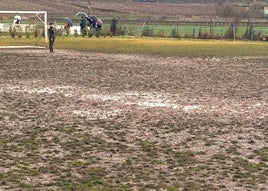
[0,10,48,48]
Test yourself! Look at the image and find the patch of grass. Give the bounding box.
[253,147,268,162]
[18,183,34,189]
[1,37,268,57]
[59,37,268,57]
[211,154,230,161]
[229,157,267,185]
[204,139,215,147]
[140,141,158,158]
[226,146,241,155]
[167,151,198,167]
[51,166,121,190]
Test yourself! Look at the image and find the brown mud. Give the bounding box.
[0,49,267,190]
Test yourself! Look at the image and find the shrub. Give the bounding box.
[65,28,70,36]
[9,27,16,38]
[198,32,210,39]
[96,27,101,38]
[81,28,87,37]
[56,27,64,37]
[128,29,135,36]
[17,32,22,38]
[255,31,263,41]
[25,32,30,38]
[224,27,234,39]
[33,27,39,38]
[184,33,191,38]
[116,26,127,36]
[110,18,117,36]
[212,33,221,40]
[25,26,30,38]
[142,27,153,37]
[101,31,107,38]
[170,29,180,38]
[155,30,165,38]
[74,29,78,37]
[87,28,94,37]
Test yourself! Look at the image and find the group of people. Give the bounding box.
[48,14,103,53]
[79,15,103,36]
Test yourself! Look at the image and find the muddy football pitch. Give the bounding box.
[0,49,267,190]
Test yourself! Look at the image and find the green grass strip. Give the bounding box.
[1,36,268,57]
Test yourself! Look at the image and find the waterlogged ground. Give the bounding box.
[0,49,267,190]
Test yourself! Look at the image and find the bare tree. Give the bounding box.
[88,0,92,15]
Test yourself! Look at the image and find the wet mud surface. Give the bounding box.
[0,49,267,190]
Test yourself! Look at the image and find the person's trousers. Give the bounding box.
[49,38,55,52]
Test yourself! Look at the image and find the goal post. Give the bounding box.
[0,10,48,48]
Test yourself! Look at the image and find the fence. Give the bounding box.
[1,18,268,40]
[99,18,268,40]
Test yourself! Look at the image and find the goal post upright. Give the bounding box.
[0,10,48,48]
[44,11,48,45]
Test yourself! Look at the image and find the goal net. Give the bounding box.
[0,11,48,49]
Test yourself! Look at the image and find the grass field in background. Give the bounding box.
[2,19,268,39]
[1,36,268,57]
[101,24,268,38]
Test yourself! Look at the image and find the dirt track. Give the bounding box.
[0,49,267,190]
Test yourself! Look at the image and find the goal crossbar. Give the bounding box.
[0,10,48,44]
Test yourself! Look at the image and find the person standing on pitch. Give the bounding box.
[48,23,55,53]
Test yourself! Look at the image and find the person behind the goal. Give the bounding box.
[48,22,55,53]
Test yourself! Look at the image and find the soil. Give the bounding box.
[0,0,216,17]
[0,49,267,190]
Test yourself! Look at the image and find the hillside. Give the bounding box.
[0,0,265,18]
[0,0,216,17]
[157,0,268,3]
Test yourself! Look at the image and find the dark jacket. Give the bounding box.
[48,27,55,40]
[80,18,87,29]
